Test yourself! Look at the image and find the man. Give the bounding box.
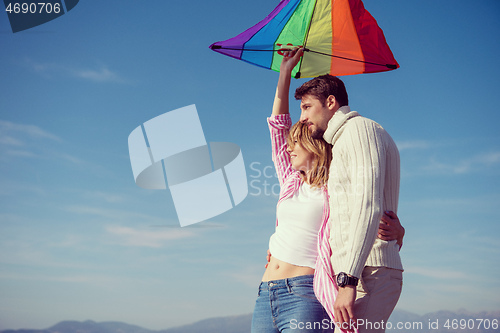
[291,48,403,332]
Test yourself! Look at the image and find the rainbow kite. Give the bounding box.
[210,0,399,78]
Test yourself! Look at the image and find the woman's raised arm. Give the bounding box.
[271,47,303,116]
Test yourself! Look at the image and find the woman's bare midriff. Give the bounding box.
[262,256,315,281]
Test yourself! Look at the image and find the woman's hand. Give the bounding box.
[279,46,303,75]
[378,211,405,250]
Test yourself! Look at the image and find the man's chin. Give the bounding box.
[311,128,325,140]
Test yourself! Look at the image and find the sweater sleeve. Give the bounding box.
[332,118,387,278]
[267,114,293,187]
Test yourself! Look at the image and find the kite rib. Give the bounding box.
[296,0,319,78]
[210,45,397,70]
[210,46,276,52]
[305,48,398,69]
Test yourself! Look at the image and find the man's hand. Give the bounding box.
[378,210,405,250]
[334,285,357,332]
[265,249,271,268]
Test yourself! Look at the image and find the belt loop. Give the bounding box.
[285,278,292,293]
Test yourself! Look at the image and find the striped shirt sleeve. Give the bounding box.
[314,190,339,328]
[267,114,293,187]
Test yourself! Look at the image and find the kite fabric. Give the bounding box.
[209,0,399,78]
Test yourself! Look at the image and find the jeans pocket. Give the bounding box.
[389,270,403,290]
[358,276,370,295]
[257,285,266,298]
[290,284,317,300]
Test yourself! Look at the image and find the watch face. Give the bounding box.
[337,273,346,286]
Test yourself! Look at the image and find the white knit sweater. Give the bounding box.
[323,106,403,279]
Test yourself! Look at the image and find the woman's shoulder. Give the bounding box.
[268,114,292,128]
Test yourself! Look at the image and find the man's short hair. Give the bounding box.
[294,74,349,107]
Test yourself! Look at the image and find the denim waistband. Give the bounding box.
[259,274,314,290]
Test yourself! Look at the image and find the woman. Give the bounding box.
[250,49,404,333]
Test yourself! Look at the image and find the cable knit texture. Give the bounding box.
[323,106,403,278]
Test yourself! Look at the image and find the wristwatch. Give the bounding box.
[336,272,359,287]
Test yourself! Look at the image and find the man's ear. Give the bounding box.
[326,95,337,111]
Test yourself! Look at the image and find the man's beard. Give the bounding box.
[311,128,325,140]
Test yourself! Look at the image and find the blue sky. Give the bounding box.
[1,0,499,330]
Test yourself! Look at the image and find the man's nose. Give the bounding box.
[299,111,307,123]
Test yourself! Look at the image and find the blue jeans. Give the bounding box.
[251,275,335,333]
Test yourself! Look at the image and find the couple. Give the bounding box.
[251,48,404,333]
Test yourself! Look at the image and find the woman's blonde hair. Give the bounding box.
[287,121,332,188]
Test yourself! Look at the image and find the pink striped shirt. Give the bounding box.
[268,114,340,328]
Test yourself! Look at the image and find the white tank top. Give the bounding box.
[269,182,324,269]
